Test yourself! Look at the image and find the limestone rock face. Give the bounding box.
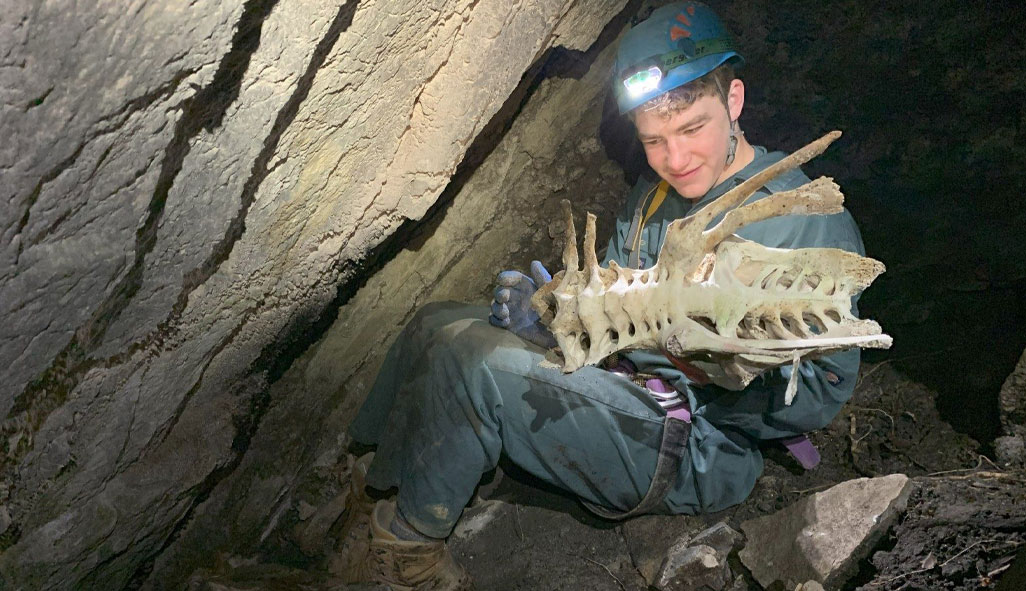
[143,19,634,586]
[0,1,628,588]
[997,348,1026,467]
[739,474,913,590]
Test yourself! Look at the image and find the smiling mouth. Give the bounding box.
[671,167,700,179]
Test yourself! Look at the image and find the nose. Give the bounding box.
[666,137,692,172]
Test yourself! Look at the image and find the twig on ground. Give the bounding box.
[570,552,626,591]
[988,563,1011,578]
[847,414,874,477]
[616,525,647,585]
[927,455,1003,477]
[849,414,858,451]
[871,539,1002,586]
[849,405,896,433]
[855,361,890,390]
[854,425,875,445]
[889,448,930,472]
[849,413,874,447]
[979,455,1005,471]
[935,471,1022,482]
[790,482,836,495]
[512,503,524,541]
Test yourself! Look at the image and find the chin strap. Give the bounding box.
[726,118,742,166]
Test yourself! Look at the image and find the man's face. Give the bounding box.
[634,93,734,200]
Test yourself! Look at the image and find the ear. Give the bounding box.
[727,78,745,122]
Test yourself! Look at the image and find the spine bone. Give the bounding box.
[532,132,893,387]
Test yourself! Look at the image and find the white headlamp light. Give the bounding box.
[622,66,663,97]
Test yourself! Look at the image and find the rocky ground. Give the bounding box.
[187,362,1026,591]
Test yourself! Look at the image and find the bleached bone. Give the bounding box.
[532,131,892,394]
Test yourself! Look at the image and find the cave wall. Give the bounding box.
[314,35,632,426]
[144,24,637,586]
[0,1,629,588]
[5,0,1025,587]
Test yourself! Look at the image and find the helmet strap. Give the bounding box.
[726,118,742,166]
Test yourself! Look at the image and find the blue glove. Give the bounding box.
[488,260,556,349]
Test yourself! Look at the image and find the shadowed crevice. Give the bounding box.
[93,68,199,133]
[246,0,645,396]
[81,0,280,352]
[121,3,362,588]
[1,0,281,551]
[13,142,86,258]
[23,86,53,111]
[15,68,199,252]
[174,0,362,320]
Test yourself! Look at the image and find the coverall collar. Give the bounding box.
[680,145,772,215]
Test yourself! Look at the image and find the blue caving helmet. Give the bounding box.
[614,2,743,114]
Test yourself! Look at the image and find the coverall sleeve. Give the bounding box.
[691,349,859,439]
[690,206,866,440]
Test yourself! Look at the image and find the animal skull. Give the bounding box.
[531,131,892,397]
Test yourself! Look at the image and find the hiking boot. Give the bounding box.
[362,500,473,590]
[327,452,377,582]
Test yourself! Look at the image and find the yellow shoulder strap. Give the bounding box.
[630,180,671,258]
[642,181,670,227]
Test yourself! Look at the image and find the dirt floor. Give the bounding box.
[445,361,1026,591]
[187,362,1026,590]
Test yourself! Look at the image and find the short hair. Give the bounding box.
[630,62,735,121]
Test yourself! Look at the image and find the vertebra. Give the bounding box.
[531,131,891,396]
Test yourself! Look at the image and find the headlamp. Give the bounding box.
[617,37,738,102]
[623,66,663,97]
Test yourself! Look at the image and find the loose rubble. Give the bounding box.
[169,360,1025,591]
[997,349,1026,468]
[655,523,741,591]
[739,474,913,589]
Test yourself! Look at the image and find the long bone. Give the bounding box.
[531,131,892,396]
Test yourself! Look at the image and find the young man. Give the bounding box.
[336,3,865,589]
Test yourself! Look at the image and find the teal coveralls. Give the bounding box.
[349,146,866,538]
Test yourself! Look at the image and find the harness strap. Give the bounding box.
[625,180,670,267]
[582,415,691,520]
